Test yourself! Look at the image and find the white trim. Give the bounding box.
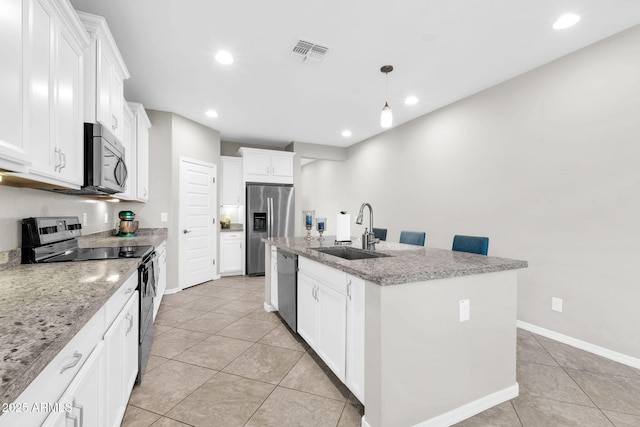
[263,302,277,312]
[412,383,519,427]
[517,321,640,369]
[163,287,180,295]
[361,415,371,427]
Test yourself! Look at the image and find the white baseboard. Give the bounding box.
[517,320,640,370]
[163,287,180,295]
[362,384,518,427]
[263,302,277,312]
[414,383,519,427]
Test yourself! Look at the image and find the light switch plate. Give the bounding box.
[82,213,88,226]
[104,212,109,224]
[161,212,168,222]
[459,299,470,322]
[552,297,563,312]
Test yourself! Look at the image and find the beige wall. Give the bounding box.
[123,110,220,291]
[301,25,640,359]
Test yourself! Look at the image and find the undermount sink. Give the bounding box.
[312,246,391,260]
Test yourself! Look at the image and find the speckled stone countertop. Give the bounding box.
[265,236,528,286]
[0,228,167,405]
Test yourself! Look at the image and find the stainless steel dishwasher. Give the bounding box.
[277,249,298,332]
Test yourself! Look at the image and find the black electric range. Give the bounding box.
[21,216,152,264]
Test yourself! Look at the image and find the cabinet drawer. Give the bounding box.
[221,232,242,240]
[299,256,347,295]
[105,272,138,327]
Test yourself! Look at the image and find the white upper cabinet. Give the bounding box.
[237,147,295,184]
[76,11,129,143]
[129,102,151,202]
[221,156,242,205]
[0,0,30,172]
[11,0,89,188]
[114,101,136,200]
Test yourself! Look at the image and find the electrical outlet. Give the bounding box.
[552,297,563,312]
[161,212,168,222]
[104,212,109,224]
[459,299,470,322]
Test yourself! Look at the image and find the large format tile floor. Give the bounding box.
[122,276,640,427]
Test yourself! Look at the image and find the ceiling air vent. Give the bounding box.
[291,39,329,64]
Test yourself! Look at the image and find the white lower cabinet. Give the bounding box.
[154,241,167,320]
[220,232,243,276]
[345,275,365,403]
[297,257,349,382]
[270,246,278,309]
[103,292,139,427]
[42,341,105,427]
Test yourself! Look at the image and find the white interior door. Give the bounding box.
[179,157,218,289]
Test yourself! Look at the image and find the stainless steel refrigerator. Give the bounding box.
[246,184,295,276]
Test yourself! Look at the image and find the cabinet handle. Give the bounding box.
[126,313,134,335]
[73,399,84,427]
[125,287,134,295]
[54,147,61,171]
[60,351,82,373]
[60,151,66,171]
[112,114,118,130]
[347,280,352,300]
[66,411,78,427]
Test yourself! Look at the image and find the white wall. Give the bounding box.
[0,185,117,251]
[123,110,220,291]
[301,25,640,359]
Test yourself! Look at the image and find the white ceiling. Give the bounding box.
[69,0,640,148]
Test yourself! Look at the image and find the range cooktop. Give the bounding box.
[41,245,154,263]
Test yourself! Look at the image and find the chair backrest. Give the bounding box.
[399,231,426,246]
[452,235,489,255]
[373,227,387,241]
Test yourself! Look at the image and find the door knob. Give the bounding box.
[183,229,192,234]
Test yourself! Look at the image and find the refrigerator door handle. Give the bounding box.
[267,197,272,238]
[269,197,274,238]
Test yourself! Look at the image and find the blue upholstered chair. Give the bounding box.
[373,227,387,241]
[399,231,426,246]
[452,235,489,255]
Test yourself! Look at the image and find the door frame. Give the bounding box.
[178,156,219,290]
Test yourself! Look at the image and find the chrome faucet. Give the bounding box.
[355,202,379,250]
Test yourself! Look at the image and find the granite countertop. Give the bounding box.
[265,236,528,286]
[0,228,167,405]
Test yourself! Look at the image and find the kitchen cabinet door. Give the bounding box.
[104,292,138,427]
[0,0,30,172]
[243,150,272,176]
[43,340,105,427]
[270,151,294,179]
[154,242,167,319]
[345,275,365,402]
[220,233,243,275]
[115,101,136,200]
[130,102,150,202]
[221,156,242,205]
[316,282,347,381]
[54,19,84,185]
[109,71,124,141]
[296,272,318,348]
[270,245,278,309]
[24,0,54,177]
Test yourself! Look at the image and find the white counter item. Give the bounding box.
[336,211,351,243]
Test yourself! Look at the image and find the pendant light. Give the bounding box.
[380,65,394,128]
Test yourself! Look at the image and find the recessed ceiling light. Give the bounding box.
[342,130,352,137]
[215,50,234,65]
[205,110,218,118]
[553,13,580,30]
[405,96,419,105]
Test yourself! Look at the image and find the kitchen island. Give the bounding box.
[264,236,527,427]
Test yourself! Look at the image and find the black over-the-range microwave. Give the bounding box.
[55,123,128,196]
